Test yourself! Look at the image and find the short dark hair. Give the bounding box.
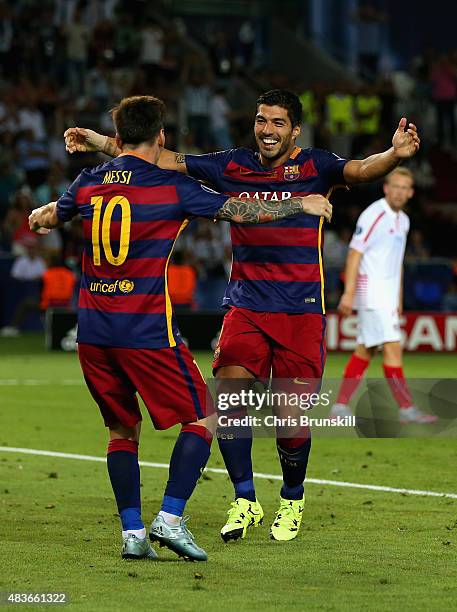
[256,90,302,127]
[111,95,166,145]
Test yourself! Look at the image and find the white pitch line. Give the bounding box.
[0,379,83,386]
[1,446,456,500]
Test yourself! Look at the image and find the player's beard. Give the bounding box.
[388,198,407,212]
[257,133,294,162]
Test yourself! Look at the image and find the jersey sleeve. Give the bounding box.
[56,174,83,222]
[349,207,384,254]
[185,150,234,189]
[176,175,228,219]
[313,149,348,187]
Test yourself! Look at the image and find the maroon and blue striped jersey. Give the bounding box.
[186,146,347,314]
[56,153,227,349]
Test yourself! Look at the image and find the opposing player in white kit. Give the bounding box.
[331,168,437,424]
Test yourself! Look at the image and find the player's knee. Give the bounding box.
[109,422,140,442]
[382,341,402,365]
[190,412,218,438]
[215,365,254,380]
[355,345,375,361]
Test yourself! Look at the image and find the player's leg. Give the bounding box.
[382,341,437,423]
[269,312,326,541]
[217,366,256,500]
[213,308,271,541]
[77,343,156,560]
[125,343,216,560]
[156,412,215,528]
[107,422,156,559]
[330,343,375,419]
[149,411,217,561]
[216,365,265,541]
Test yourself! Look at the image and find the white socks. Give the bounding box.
[122,528,146,540]
[158,511,181,526]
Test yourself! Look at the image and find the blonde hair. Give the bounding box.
[384,167,414,184]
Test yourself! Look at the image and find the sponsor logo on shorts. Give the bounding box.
[89,279,135,294]
[214,345,221,360]
[293,378,309,385]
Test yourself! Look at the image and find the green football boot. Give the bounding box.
[220,498,264,542]
[121,533,158,560]
[149,515,207,562]
[270,496,305,541]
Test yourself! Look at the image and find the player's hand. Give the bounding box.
[28,204,56,233]
[64,127,107,154]
[338,293,353,317]
[392,118,420,159]
[301,195,333,221]
[29,207,49,233]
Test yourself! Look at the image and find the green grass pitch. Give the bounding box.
[0,334,456,611]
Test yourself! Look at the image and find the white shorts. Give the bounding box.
[356,309,401,348]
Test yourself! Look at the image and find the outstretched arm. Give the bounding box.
[338,248,363,316]
[343,118,420,184]
[28,202,61,232]
[215,194,332,224]
[64,128,188,172]
[157,148,188,173]
[29,194,333,232]
[64,127,117,156]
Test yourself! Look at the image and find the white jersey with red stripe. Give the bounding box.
[350,197,410,310]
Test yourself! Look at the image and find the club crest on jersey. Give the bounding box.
[283,165,301,181]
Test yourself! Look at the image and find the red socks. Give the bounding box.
[337,355,413,410]
[337,354,370,404]
[181,423,213,445]
[383,364,413,408]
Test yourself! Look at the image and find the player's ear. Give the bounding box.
[157,129,165,148]
[292,124,301,140]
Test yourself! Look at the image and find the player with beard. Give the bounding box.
[64,89,420,543]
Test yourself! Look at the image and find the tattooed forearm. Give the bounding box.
[175,152,186,164]
[104,137,122,158]
[215,197,304,224]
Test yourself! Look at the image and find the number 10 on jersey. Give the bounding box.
[90,195,131,266]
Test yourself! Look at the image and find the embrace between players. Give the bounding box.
[29,90,420,561]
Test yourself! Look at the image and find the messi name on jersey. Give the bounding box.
[55,154,228,349]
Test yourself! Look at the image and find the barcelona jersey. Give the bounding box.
[186,147,347,314]
[56,154,227,349]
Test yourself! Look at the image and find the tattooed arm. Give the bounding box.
[215,195,333,223]
[64,128,188,172]
[64,128,119,156]
[157,149,188,173]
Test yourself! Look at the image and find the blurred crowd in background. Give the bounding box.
[1,0,457,334]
